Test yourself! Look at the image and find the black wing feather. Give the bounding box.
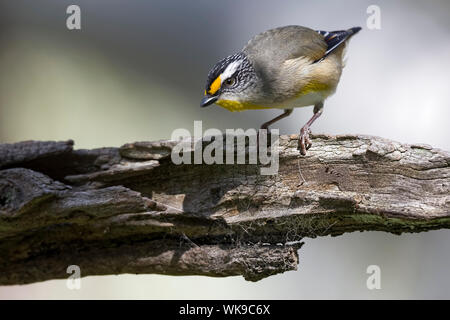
[314,27,361,63]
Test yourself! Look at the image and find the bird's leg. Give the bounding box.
[260,108,293,131]
[259,109,293,147]
[298,102,323,155]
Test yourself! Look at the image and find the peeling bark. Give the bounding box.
[0,134,449,285]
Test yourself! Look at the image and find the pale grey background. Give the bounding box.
[0,0,449,299]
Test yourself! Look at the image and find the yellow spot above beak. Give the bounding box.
[208,76,221,95]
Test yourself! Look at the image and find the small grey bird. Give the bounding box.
[201,25,361,155]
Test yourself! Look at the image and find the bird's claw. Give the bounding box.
[298,127,312,155]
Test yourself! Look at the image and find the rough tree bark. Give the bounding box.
[0,134,449,285]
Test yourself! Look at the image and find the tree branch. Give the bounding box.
[0,134,449,285]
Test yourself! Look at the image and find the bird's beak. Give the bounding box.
[200,95,218,108]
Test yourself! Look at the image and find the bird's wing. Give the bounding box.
[243,25,327,65]
[315,27,361,62]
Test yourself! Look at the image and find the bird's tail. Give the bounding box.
[314,26,361,63]
[348,26,362,35]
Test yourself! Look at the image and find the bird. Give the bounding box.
[200,25,361,155]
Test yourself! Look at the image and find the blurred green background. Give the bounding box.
[0,0,449,299]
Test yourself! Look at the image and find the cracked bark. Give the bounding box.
[0,134,449,285]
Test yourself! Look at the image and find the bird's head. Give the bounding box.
[201,52,257,110]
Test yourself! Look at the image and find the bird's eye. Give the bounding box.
[224,77,235,86]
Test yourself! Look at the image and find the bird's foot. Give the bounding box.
[298,126,312,155]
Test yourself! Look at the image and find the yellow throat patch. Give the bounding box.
[215,100,271,112]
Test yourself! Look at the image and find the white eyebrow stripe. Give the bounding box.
[220,60,242,82]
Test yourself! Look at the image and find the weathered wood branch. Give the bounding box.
[0,134,449,285]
